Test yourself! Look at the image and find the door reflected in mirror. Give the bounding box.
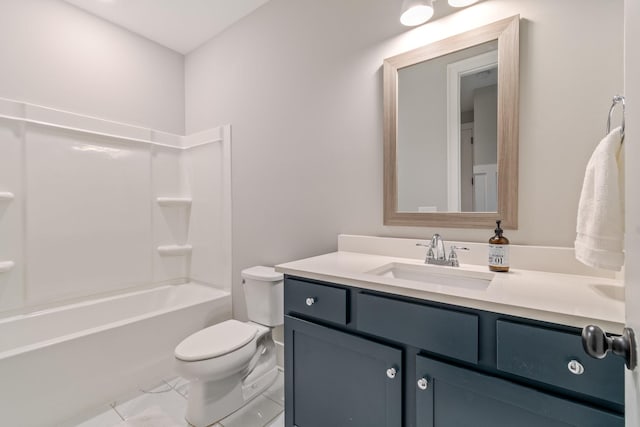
[460,65,498,212]
[397,41,498,213]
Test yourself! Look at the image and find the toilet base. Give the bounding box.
[185,365,278,427]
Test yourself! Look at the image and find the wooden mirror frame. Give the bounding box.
[383,15,519,229]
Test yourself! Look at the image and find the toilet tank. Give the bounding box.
[241,266,284,326]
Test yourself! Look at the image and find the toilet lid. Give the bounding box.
[175,319,258,362]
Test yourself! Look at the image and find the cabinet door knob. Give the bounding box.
[582,325,637,370]
[417,377,429,390]
[567,359,585,375]
[305,297,316,306]
[386,367,397,379]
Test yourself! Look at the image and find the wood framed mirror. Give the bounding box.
[383,15,519,229]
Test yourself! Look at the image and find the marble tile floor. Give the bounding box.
[70,370,285,427]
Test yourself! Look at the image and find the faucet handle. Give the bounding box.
[449,246,470,257]
[416,242,435,262]
[448,246,470,267]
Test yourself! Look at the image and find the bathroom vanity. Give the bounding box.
[277,236,626,427]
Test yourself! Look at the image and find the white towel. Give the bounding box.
[113,406,184,427]
[575,126,625,270]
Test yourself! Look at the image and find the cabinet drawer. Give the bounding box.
[496,320,624,405]
[285,278,348,325]
[357,293,478,364]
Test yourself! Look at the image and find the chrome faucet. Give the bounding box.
[431,234,447,262]
[416,234,469,267]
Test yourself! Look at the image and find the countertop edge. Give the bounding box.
[276,265,625,334]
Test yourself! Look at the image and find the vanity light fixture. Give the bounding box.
[400,0,481,27]
[400,0,435,27]
[448,0,480,7]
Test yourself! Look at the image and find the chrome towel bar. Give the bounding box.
[607,95,625,139]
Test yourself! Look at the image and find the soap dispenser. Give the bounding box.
[489,220,510,272]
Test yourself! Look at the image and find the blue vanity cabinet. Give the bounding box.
[415,355,624,427]
[284,316,403,427]
[284,276,624,427]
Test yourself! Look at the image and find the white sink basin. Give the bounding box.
[367,262,494,290]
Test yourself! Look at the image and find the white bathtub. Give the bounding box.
[0,283,231,427]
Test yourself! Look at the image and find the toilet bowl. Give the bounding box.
[174,266,283,427]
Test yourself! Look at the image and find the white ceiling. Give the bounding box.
[63,0,270,54]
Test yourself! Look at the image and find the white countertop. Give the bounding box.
[276,250,625,333]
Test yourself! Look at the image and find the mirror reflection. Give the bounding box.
[397,41,498,213]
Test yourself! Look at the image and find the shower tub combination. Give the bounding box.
[0,283,230,427]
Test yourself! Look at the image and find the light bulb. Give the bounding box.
[448,0,480,7]
[400,4,434,26]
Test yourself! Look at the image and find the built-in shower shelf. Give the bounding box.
[157,197,192,207]
[0,192,15,201]
[0,261,15,273]
[157,245,193,256]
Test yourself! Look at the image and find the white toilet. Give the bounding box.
[174,266,284,427]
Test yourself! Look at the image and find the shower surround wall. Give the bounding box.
[0,98,231,315]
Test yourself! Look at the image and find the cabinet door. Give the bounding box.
[285,316,402,427]
[415,355,623,427]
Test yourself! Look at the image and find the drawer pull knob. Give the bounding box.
[386,367,397,379]
[305,297,316,306]
[567,360,585,375]
[417,377,429,390]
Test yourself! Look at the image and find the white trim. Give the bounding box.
[183,127,223,146]
[0,97,220,150]
[446,50,498,211]
[0,113,185,150]
[624,0,640,422]
[156,197,192,207]
[157,245,193,256]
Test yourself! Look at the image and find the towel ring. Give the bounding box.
[606,95,625,139]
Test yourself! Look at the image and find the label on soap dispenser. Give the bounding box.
[488,244,509,267]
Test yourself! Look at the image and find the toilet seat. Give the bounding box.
[175,320,258,362]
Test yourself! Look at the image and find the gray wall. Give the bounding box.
[473,84,498,166]
[0,0,185,134]
[186,0,623,319]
